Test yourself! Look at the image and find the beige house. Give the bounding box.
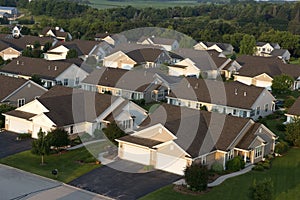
[234,55,300,90]
[116,104,276,175]
[3,86,147,138]
[39,27,72,41]
[194,42,234,55]
[137,36,179,51]
[166,78,275,120]
[0,75,47,107]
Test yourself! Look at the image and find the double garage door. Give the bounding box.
[121,144,187,175]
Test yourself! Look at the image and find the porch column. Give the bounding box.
[244,151,247,162]
[250,150,254,163]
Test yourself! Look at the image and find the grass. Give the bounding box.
[141,148,300,200]
[87,0,199,9]
[0,146,101,183]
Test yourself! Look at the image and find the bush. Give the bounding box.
[250,178,273,200]
[17,133,32,140]
[83,156,97,163]
[276,124,286,131]
[211,162,224,173]
[252,164,264,171]
[226,156,245,172]
[184,163,209,192]
[275,140,289,154]
[262,162,271,169]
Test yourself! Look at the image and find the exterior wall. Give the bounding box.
[168,66,200,78]
[4,115,32,134]
[234,75,253,86]
[103,51,136,69]
[56,64,88,87]
[0,47,21,60]
[251,89,275,120]
[44,45,69,60]
[96,85,144,100]
[5,81,47,107]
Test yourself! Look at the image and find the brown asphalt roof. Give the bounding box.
[139,103,252,157]
[236,123,261,149]
[287,96,300,116]
[0,34,53,51]
[4,110,36,120]
[117,135,163,148]
[0,57,78,80]
[50,39,99,55]
[126,48,164,63]
[236,55,300,79]
[0,75,28,101]
[38,85,117,127]
[82,68,156,92]
[168,78,267,110]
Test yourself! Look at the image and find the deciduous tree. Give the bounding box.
[31,129,50,165]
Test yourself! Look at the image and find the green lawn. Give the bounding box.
[0,147,101,183]
[88,0,199,9]
[141,148,300,200]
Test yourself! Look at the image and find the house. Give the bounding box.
[234,55,300,90]
[0,34,54,60]
[285,97,300,124]
[81,67,180,103]
[88,41,113,62]
[166,78,275,120]
[39,27,72,41]
[44,39,99,61]
[0,56,88,88]
[94,32,110,41]
[0,75,47,107]
[0,6,18,19]
[103,48,171,70]
[168,49,232,79]
[194,42,234,55]
[98,33,127,46]
[255,42,290,61]
[116,103,276,175]
[255,42,280,56]
[3,86,147,138]
[137,36,179,51]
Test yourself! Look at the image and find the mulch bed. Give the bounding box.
[173,185,212,196]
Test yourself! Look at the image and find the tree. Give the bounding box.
[0,104,15,128]
[250,178,273,200]
[102,121,126,145]
[271,74,294,95]
[30,74,44,86]
[31,129,50,165]
[184,163,209,191]
[240,34,256,55]
[66,49,78,59]
[285,117,300,147]
[46,129,70,152]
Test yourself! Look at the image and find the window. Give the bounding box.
[75,77,79,85]
[63,79,68,86]
[122,119,131,129]
[188,101,191,107]
[17,98,25,107]
[264,104,268,112]
[70,126,74,134]
[250,110,255,117]
[255,146,262,158]
[256,106,260,115]
[233,109,237,115]
[196,103,201,109]
[201,156,206,165]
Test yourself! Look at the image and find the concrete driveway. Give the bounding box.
[70,160,181,200]
[0,130,32,159]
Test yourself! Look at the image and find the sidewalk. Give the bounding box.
[174,165,254,187]
[67,139,106,150]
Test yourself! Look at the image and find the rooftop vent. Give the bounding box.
[234,88,238,95]
[244,92,247,96]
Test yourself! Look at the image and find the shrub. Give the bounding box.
[83,156,97,163]
[275,140,289,154]
[17,133,32,140]
[184,163,209,192]
[252,164,264,171]
[276,124,286,131]
[250,178,273,200]
[211,162,224,173]
[262,162,271,169]
[226,156,245,172]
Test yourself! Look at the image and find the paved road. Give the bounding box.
[0,130,32,159]
[70,160,181,200]
[0,164,110,200]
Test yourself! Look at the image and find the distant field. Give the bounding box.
[87,0,200,9]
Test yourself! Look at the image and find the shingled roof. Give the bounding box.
[139,103,254,157]
[287,97,300,116]
[0,57,81,80]
[168,78,267,110]
[0,75,28,101]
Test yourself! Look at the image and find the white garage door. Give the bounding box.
[122,144,150,166]
[7,117,32,133]
[156,153,187,175]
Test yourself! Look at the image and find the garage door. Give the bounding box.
[7,118,32,133]
[156,153,187,175]
[122,144,150,166]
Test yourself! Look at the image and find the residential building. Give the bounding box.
[194,42,234,55]
[255,42,290,61]
[234,55,300,90]
[166,78,275,120]
[39,27,72,41]
[137,36,179,51]
[285,97,300,124]
[116,104,276,175]
[0,56,88,88]
[0,75,47,107]
[3,86,147,138]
